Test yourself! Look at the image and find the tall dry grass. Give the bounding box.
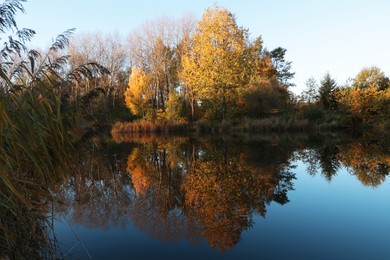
[0,1,110,256]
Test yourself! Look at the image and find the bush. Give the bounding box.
[301,105,325,121]
[242,117,309,132]
[165,92,186,121]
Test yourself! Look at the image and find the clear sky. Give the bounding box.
[15,0,390,94]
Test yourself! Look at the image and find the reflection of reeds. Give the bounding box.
[194,118,309,134]
[111,121,188,135]
[241,117,309,132]
[0,201,60,259]
[112,118,310,138]
[111,130,189,144]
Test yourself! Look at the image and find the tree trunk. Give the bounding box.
[190,98,195,122]
[222,95,227,121]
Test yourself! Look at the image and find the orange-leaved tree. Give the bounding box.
[124,67,154,119]
[180,5,248,120]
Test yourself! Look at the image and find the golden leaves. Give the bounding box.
[124,67,153,117]
[180,5,248,119]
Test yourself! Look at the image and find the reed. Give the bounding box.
[0,2,111,256]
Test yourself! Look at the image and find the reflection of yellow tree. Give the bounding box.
[124,137,295,250]
[127,147,153,194]
[125,137,201,242]
[183,170,250,249]
[56,135,296,251]
[339,141,389,187]
[182,141,295,250]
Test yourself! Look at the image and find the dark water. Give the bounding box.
[52,133,390,259]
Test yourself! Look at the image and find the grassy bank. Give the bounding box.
[111,117,311,136]
[111,113,390,137]
[111,120,189,135]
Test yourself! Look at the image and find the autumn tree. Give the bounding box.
[338,85,390,127]
[174,15,197,120]
[180,49,200,121]
[242,37,292,117]
[127,16,196,115]
[124,67,154,118]
[165,92,186,121]
[337,67,390,127]
[352,66,389,90]
[180,5,247,120]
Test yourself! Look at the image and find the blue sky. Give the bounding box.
[15,0,390,94]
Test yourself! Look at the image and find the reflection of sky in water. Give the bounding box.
[54,219,220,259]
[53,148,390,259]
[241,163,390,259]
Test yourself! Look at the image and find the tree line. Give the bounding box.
[59,4,389,130]
[62,5,294,123]
[298,66,390,129]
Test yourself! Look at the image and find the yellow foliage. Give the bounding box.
[180,5,248,119]
[127,148,152,195]
[339,141,389,187]
[124,67,153,117]
[338,84,389,123]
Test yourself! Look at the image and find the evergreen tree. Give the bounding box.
[318,73,338,109]
[270,47,295,88]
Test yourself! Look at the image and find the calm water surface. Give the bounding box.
[52,134,390,259]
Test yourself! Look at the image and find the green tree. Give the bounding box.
[318,73,338,109]
[270,47,295,88]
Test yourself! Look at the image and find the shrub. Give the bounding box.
[302,105,325,121]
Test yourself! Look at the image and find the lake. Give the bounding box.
[50,133,390,259]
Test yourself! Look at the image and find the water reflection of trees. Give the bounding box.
[49,133,390,255]
[52,136,297,251]
[297,135,390,187]
[125,136,296,250]
[299,144,341,181]
[53,146,135,229]
[126,137,203,243]
[339,140,389,187]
